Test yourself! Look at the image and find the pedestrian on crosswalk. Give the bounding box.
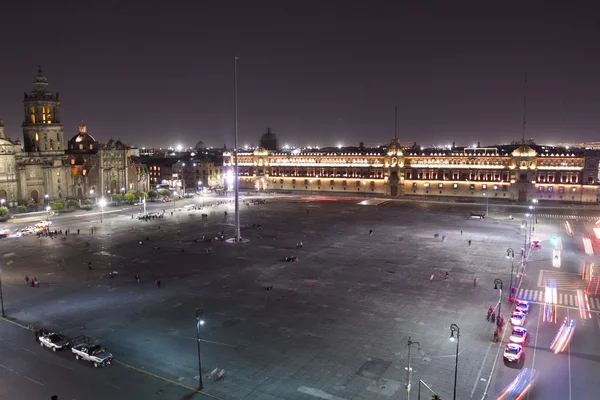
[445,272,449,280]
[474,277,478,287]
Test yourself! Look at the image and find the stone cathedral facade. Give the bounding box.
[0,68,148,207]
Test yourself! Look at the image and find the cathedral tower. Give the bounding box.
[21,66,64,152]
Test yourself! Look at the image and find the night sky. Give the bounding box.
[1,1,599,149]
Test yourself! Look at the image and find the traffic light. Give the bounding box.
[554,255,559,261]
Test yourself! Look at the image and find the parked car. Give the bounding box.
[71,335,113,368]
[37,329,70,352]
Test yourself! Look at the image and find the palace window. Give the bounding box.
[453,183,458,189]
[559,186,565,193]
[482,184,487,190]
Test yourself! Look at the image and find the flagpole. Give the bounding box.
[234,55,241,242]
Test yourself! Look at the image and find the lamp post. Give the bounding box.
[521,220,528,262]
[449,324,460,400]
[99,198,106,223]
[195,309,205,390]
[121,187,125,196]
[46,205,51,222]
[406,336,420,400]
[44,193,49,205]
[494,278,503,328]
[507,248,515,301]
[483,192,489,217]
[0,269,6,317]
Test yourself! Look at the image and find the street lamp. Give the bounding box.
[406,336,420,400]
[121,187,125,195]
[494,278,503,328]
[46,205,51,221]
[506,248,515,300]
[483,192,488,217]
[521,220,528,261]
[0,199,5,207]
[44,194,49,205]
[195,309,205,390]
[99,198,106,223]
[449,324,460,400]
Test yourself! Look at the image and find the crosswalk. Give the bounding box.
[538,270,590,292]
[518,288,600,309]
[534,213,597,221]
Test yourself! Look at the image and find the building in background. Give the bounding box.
[224,138,600,203]
[0,68,149,205]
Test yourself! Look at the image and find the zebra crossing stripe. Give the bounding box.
[595,298,600,309]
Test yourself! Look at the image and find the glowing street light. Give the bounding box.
[46,205,51,221]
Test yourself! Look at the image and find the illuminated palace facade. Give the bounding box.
[224,138,600,203]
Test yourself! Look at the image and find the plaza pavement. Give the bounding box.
[1,196,599,399]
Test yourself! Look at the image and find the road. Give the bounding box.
[487,209,600,399]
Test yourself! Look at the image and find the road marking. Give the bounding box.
[115,360,223,399]
[22,348,36,355]
[184,337,237,348]
[297,386,347,400]
[0,318,222,399]
[0,363,44,386]
[470,341,493,398]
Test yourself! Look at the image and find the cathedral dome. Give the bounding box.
[68,125,98,151]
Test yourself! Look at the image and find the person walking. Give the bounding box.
[77,228,80,235]
[474,277,479,287]
[445,272,449,280]
[25,275,30,286]
[369,229,373,236]
[135,275,140,284]
[468,239,472,246]
[88,262,92,271]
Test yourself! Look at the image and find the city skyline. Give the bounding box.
[0,2,599,148]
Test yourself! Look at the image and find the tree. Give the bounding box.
[51,202,64,211]
[148,190,158,199]
[124,193,135,204]
[111,193,123,203]
[17,205,27,213]
[159,189,171,197]
[0,206,8,217]
[67,199,79,209]
[135,191,148,200]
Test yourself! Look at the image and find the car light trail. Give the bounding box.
[564,221,574,236]
[543,286,558,323]
[550,317,575,354]
[594,227,600,240]
[583,237,594,255]
[577,289,591,320]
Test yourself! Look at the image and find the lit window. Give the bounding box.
[453,183,458,189]
[70,159,75,165]
[482,184,487,190]
[493,185,498,191]
[79,144,83,150]
[35,132,39,142]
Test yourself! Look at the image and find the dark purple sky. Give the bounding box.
[1,1,599,148]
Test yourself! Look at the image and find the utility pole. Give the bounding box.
[406,336,420,400]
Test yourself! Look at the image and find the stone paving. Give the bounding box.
[0,197,582,399]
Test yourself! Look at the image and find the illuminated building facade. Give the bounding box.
[224,138,600,203]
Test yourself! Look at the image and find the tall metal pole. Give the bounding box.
[450,324,460,400]
[0,275,6,317]
[234,55,241,242]
[406,336,420,400]
[196,309,204,390]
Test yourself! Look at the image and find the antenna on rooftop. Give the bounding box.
[394,106,398,139]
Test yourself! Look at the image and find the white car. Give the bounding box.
[37,330,70,352]
[36,221,52,227]
[510,311,527,326]
[503,343,524,363]
[509,327,528,344]
[515,300,530,314]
